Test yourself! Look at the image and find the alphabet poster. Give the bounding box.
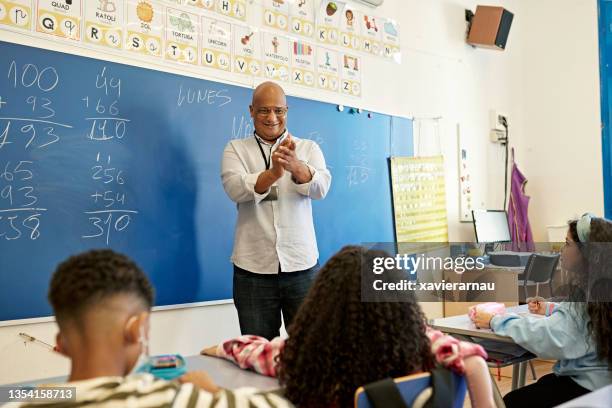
[382,18,400,62]
[233,25,261,76]
[289,0,313,38]
[360,12,382,56]
[215,0,245,22]
[185,0,213,11]
[125,0,163,58]
[165,7,198,64]
[201,16,231,71]
[339,4,360,51]
[84,0,124,50]
[263,31,290,82]
[316,0,343,46]
[0,0,32,30]
[262,0,288,31]
[316,46,339,92]
[36,0,81,40]
[291,39,314,88]
[341,53,360,97]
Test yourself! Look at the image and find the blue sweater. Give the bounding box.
[490,302,612,391]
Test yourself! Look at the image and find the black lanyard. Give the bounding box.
[255,136,273,170]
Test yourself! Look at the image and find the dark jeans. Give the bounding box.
[503,373,590,408]
[233,262,319,340]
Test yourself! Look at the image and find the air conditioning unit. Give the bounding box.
[355,0,384,7]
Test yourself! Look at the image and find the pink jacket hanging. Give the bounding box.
[507,149,534,251]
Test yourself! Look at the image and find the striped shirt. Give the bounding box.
[8,373,293,408]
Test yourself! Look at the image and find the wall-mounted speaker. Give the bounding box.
[467,6,514,50]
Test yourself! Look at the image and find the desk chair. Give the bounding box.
[519,253,560,302]
[354,370,466,408]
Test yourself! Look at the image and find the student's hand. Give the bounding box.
[179,371,221,393]
[473,311,494,329]
[200,345,218,357]
[527,297,547,315]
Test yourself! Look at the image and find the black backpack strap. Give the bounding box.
[423,367,456,408]
[363,378,410,408]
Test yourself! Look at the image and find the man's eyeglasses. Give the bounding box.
[255,107,289,117]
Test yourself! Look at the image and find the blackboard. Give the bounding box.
[0,40,413,321]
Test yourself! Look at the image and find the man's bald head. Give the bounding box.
[250,81,288,141]
[251,81,287,107]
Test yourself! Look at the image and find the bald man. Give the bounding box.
[221,82,331,339]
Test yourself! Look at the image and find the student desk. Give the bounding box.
[5,355,279,391]
[430,305,535,391]
[555,384,612,407]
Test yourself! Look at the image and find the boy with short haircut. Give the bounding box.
[13,249,291,408]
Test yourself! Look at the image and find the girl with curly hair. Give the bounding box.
[473,214,612,407]
[203,245,495,407]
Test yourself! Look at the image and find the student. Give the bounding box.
[203,245,496,408]
[473,214,612,407]
[12,249,292,408]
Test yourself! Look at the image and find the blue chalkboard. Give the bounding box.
[0,40,412,321]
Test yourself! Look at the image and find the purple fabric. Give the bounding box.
[507,154,534,251]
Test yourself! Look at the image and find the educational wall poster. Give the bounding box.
[262,31,290,82]
[360,12,382,56]
[291,39,314,87]
[232,25,261,76]
[390,156,449,243]
[165,7,198,64]
[339,3,360,51]
[215,0,245,21]
[316,0,343,46]
[289,0,313,38]
[125,0,163,58]
[201,16,231,71]
[185,0,213,12]
[316,46,339,92]
[0,0,32,30]
[340,53,360,97]
[262,0,287,31]
[36,0,81,40]
[84,0,124,50]
[458,131,473,223]
[382,17,400,62]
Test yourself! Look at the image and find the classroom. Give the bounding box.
[0,0,611,407]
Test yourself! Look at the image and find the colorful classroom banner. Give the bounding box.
[289,0,314,38]
[341,53,361,97]
[165,7,198,64]
[233,25,261,76]
[316,0,343,46]
[36,0,81,40]
[262,31,290,82]
[84,0,124,50]
[185,0,213,12]
[390,156,449,243]
[360,12,382,56]
[125,0,163,58]
[0,0,32,30]
[215,0,246,21]
[201,16,231,71]
[262,0,288,31]
[316,46,339,92]
[291,39,315,88]
[339,4,360,51]
[382,18,401,62]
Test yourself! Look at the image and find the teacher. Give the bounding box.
[221,81,332,339]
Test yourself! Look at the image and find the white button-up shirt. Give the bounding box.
[221,132,332,273]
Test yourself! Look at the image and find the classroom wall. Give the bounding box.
[0,0,602,384]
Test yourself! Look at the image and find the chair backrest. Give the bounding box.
[354,371,467,408]
[524,253,560,283]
